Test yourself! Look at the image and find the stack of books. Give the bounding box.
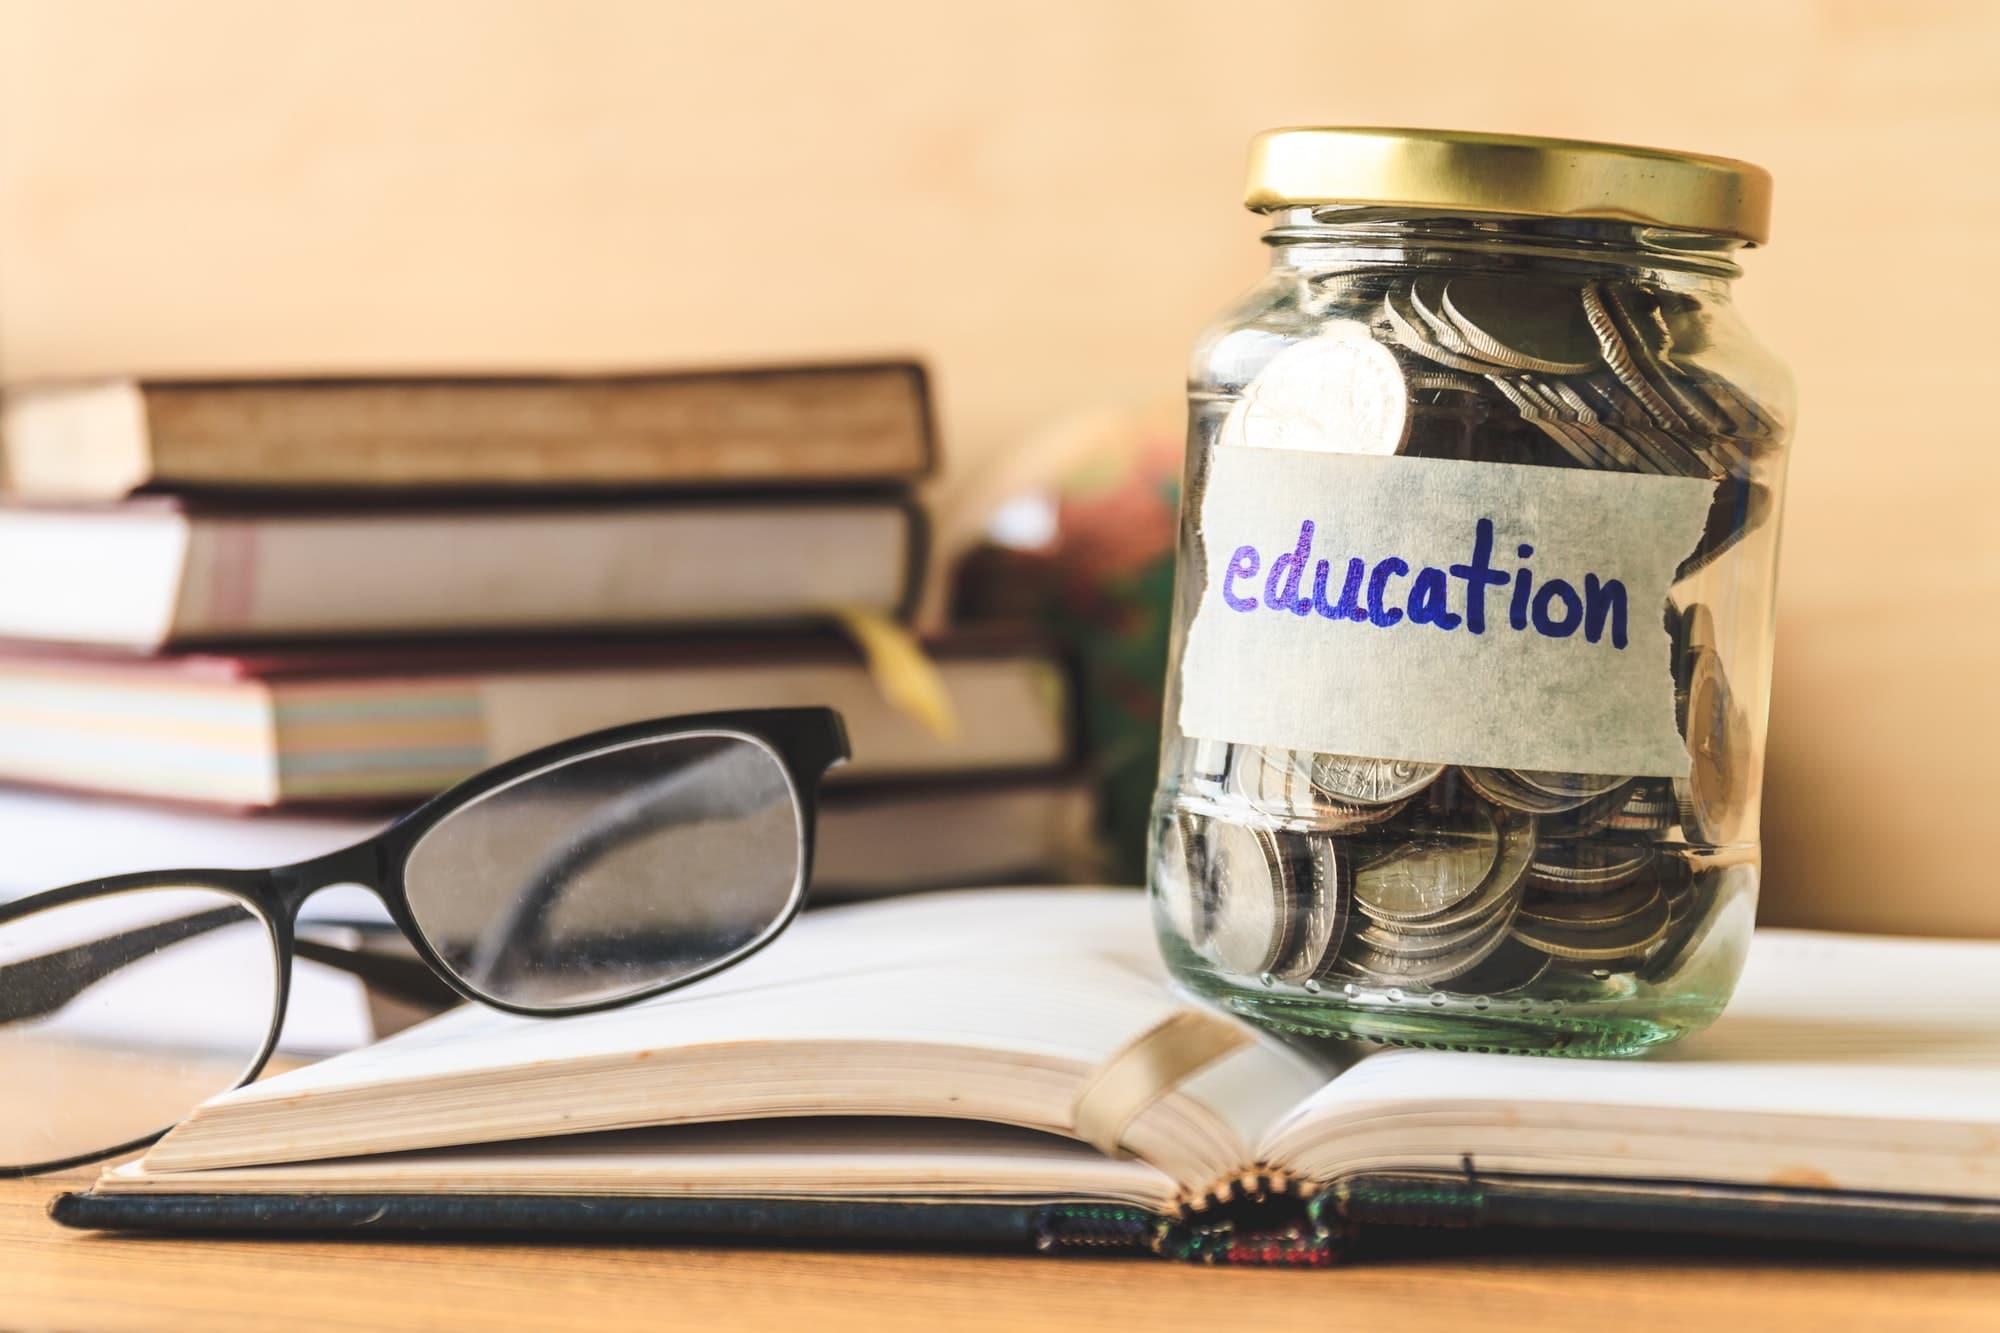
[0,364,1093,904]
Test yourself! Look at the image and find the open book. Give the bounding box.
[57,890,2000,1261]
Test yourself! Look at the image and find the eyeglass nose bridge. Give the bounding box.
[269,837,401,919]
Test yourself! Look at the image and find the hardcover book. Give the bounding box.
[0,363,935,499]
[54,890,2000,1262]
[0,632,1073,806]
[0,493,922,649]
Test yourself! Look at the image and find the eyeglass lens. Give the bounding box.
[403,731,805,1010]
[0,885,279,1172]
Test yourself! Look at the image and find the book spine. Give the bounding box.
[1029,1204,1163,1256]
[1153,1171,1345,1266]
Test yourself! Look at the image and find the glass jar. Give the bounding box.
[1150,129,1792,1056]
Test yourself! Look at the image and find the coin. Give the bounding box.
[1677,647,1749,845]
[1513,893,1672,961]
[1308,754,1444,806]
[1230,746,1317,817]
[1383,288,1498,376]
[1514,770,1628,801]
[1461,766,1596,814]
[1486,376,1605,469]
[1354,907,1505,960]
[1599,281,1726,439]
[1527,841,1657,893]
[1231,321,1412,456]
[1204,819,1294,976]
[1441,937,1552,995]
[1408,278,1480,358]
[1581,281,1687,436]
[1343,898,1522,986]
[1677,475,1773,580]
[1273,834,1349,983]
[1439,277,1598,376]
[1235,747,1407,830]
[1359,807,1535,934]
[1539,781,1641,839]
[1519,880,1663,929]
[1603,780,1678,834]
[1537,377,1650,471]
[1153,810,1209,949]
[1350,804,1502,922]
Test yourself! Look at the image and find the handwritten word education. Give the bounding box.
[1219,518,1630,649]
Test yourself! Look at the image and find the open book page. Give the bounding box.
[102,1118,1184,1211]
[1261,930,2000,1198]
[140,889,1329,1195]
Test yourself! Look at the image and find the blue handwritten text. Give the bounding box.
[1220,518,1628,649]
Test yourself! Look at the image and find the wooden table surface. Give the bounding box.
[6,1173,1999,1332]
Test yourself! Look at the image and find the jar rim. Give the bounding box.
[1245,128,1772,247]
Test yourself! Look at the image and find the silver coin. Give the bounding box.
[1514,770,1628,801]
[1236,747,1408,831]
[1354,908,1506,960]
[1406,370,1487,396]
[1441,937,1552,995]
[1439,276,1599,376]
[1527,841,1657,893]
[1538,378,1651,472]
[1204,819,1293,976]
[1153,811,1209,950]
[1343,899,1522,986]
[1461,766,1595,815]
[1485,376,1602,469]
[1409,278,1490,363]
[1230,746,1317,817]
[1273,834,1348,983]
[1571,376,1711,477]
[1383,288,1498,376]
[1540,781,1642,838]
[1677,476,1773,580]
[1358,807,1534,935]
[1520,880,1664,929]
[1307,754,1444,806]
[1600,281,1726,438]
[1351,804,1501,922]
[1518,378,1618,468]
[1513,894,1672,962]
[1603,781,1678,834]
[1581,281,1686,435]
[1229,320,1412,456]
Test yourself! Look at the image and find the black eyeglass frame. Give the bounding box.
[0,705,849,1178]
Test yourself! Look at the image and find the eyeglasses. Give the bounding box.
[0,707,848,1176]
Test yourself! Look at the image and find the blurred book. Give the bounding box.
[0,494,921,648]
[0,770,1095,908]
[0,632,1074,806]
[0,363,934,499]
[0,355,1105,915]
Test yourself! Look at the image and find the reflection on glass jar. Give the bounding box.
[1149,129,1792,1055]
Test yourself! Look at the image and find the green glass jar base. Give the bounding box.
[1158,904,1750,1058]
[1178,967,1715,1057]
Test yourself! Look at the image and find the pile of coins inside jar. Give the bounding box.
[1157,271,1775,1002]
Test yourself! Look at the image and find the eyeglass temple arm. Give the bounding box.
[0,909,459,1025]
[291,935,464,1011]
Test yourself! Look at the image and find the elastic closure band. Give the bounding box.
[1071,1010,1253,1158]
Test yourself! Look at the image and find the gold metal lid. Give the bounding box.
[1245,127,1772,245]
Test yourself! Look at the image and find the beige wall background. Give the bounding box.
[3,0,1996,932]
